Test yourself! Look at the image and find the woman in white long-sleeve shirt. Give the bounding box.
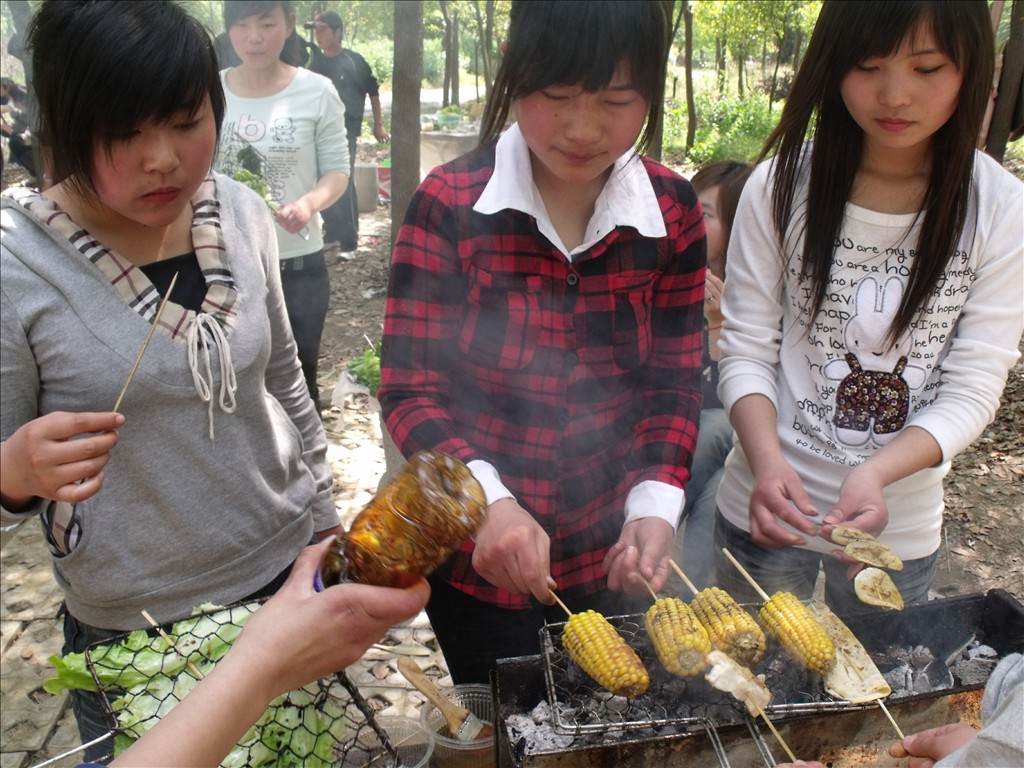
[713,0,1023,622]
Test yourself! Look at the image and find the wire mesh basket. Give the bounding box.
[82,600,421,767]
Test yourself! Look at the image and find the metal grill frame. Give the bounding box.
[539,608,877,736]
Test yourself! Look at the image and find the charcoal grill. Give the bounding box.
[494,589,1024,768]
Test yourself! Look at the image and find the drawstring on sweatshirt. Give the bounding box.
[187,313,237,439]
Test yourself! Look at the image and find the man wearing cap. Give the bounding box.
[310,10,388,253]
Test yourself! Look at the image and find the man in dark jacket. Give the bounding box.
[309,10,388,252]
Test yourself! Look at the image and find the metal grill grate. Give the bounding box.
[539,609,872,736]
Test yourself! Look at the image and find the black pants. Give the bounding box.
[321,132,360,250]
[280,250,330,406]
[425,575,649,685]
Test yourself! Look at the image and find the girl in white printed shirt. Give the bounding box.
[714,0,1023,622]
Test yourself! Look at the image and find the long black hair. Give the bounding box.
[29,0,224,201]
[479,0,668,155]
[759,0,993,344]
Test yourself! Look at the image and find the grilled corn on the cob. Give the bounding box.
[758,592,836,675]
[645,597,712,677]
[690,587,766,666]
[562,610,650,698]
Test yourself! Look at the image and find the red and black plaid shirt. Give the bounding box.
[380,142,706,609]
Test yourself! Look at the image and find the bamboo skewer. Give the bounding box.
[669,559,700,596]
[644,581,659,602]
[720,548,771,602]
[549,590,573,618]
[715,548,802,762]
[141,609,206,680]
[750,699,797,762]
[878,699,905,739]
[113,272,178,413]
[721,547,906,740]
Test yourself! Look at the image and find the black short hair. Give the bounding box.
[480,1,668,153]
[221,1,306,67]
[29,0,224,200]
[223,0,294,28]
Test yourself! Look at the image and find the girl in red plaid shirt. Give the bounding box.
[380,1,707,683]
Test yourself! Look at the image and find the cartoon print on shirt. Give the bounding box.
[823,276,925,447]
[270,118,296,144]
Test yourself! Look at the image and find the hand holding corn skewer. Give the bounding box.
[670,560,766,666]
[550,590,649,698]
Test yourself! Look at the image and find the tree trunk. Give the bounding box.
[471,0,496,99]
[684,2,696,150]
[985,0,1024,160]
[648,0,675,161]
[440,0,451,107]
[451,9,460,106]
[769,46,783,112]
[737,50,745,99]
[391,0,423,252]
[716,37,727,95]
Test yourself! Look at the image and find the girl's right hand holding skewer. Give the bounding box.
[471,497,555,605]
[0,411,125,510]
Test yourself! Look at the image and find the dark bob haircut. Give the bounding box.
[479,1,668,154]
[29,0,224,200]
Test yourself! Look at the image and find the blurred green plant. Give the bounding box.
[347,340,381,398]
[663,91,780,166]
[354,37,395,90]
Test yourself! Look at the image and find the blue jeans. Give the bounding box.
[675,408,733,590]
[280,250,330,406]
[713,514,937,629]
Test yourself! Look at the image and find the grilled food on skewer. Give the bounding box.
[830,527,904,571]
[806,603,892,703]
[704,649,772,716]
[645,597,712,677]
[689,587,766,667]
[758,591,836,675]
[562,610,650,698]
[854,567,905,610]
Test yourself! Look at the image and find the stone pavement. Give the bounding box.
[0,416,453,768]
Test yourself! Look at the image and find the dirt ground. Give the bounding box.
[3,144,1022,607]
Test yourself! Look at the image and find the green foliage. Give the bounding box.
[663,91,779,165]
[421,37,445,86]
[347,342,381,398]
[354,37,395,89]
